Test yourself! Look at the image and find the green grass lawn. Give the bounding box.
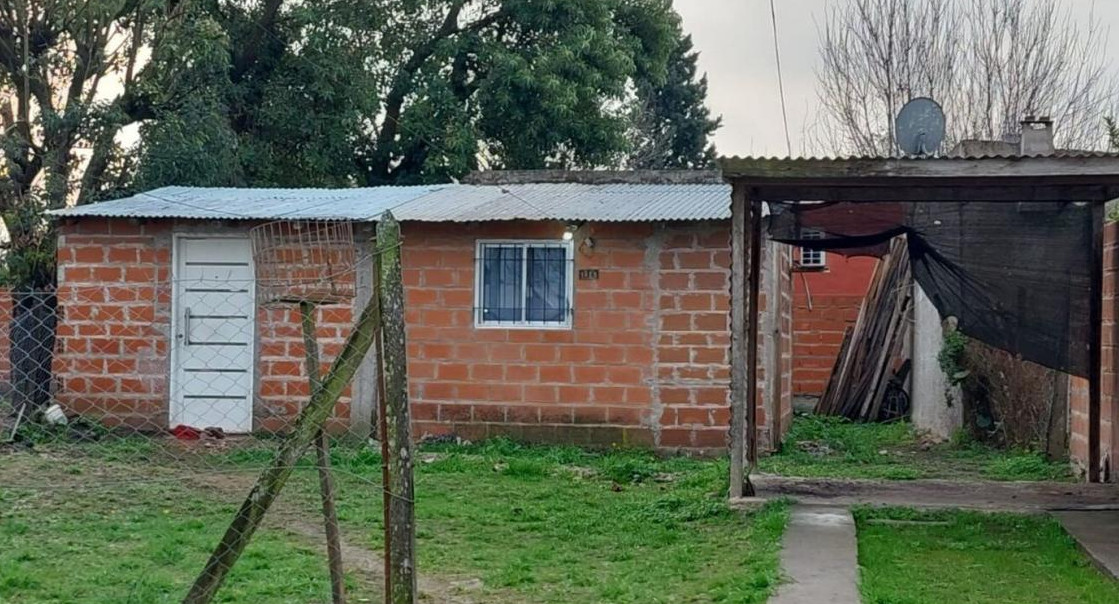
[760,415,1073,481]
[0,438,789,603]
[855,508,1119,604]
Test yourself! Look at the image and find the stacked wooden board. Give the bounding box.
[816,237,913,421]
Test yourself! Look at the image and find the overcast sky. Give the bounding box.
[674,0,1119,157]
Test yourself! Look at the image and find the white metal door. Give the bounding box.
[171,237,256,432]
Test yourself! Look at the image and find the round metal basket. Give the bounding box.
[249,220,357,306]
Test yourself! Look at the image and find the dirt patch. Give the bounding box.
[280,517,483,604]
[0,448,512,603]
[186,470,490,603]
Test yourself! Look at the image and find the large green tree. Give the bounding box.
[627,34,719,169]
[134,0,718,188]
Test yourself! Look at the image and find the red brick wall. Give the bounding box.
[54,219,172,430]
[792,254,877,396]
[52,217,794,454]
[402,220,790,454]
[654,226,733,451]
[1069,221,1118,480]
[53,219,354,432]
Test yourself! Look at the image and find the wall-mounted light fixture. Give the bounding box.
[563,222,579,241]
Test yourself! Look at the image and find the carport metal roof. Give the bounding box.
[720,154,1119,202]
[719,154,1119,496]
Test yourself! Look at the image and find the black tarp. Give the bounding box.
[768,201,1093,377]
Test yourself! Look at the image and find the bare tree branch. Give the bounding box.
[814,0,1118,155]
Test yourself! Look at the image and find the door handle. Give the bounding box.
[182,306,192,345]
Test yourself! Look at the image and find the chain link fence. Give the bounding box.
[0,274,395,601]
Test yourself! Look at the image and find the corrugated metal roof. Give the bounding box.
[50,183,732,223]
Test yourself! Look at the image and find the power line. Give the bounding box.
[768,0,793,157]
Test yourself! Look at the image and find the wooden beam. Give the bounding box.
[729,183,748,498]
[751,185,1119,203]
[720,155,1119,183]
[1090,201,1105,483]
[747,199,763,470]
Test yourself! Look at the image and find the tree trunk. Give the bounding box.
[10,289,56,422]
[377,211,416,604]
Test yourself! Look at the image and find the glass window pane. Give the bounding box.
[482,245,523,322]
[526,246,567,323]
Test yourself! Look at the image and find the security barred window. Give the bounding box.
[799,229,826,268]
[475,240,574,328]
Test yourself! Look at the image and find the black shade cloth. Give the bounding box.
[769,201,1093,377]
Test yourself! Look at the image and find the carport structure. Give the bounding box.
[721,154,1119,495]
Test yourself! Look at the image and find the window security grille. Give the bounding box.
[475,241,575,328]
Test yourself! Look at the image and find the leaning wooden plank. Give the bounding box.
[863,292,910,421]
[829,253,888,416]
[867,296,913,421]
[819,325,854,413]
[183,277,383,604]
[856,249,907,418]
[859,241,912,420]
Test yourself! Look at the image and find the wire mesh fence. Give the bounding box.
[0,273,393,601]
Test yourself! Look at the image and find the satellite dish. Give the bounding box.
[895,97,946,156]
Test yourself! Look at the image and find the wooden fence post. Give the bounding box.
[729,183,755,497]
[377,211,417,604]
[299,301,347,604]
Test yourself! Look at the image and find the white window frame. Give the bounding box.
[474,239,575,329]
[799,229,827,268]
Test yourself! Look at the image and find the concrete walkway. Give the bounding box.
[1055,511,1119,580]
[748,477,1119,602]
[769,505,861,604]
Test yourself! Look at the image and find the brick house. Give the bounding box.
[48,172,793,454]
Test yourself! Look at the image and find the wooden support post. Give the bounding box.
[183,283,382,604]
[373,250,392,599]
[1090,201,1104,483]
[729,182,750,497]
[300,302,347,604]
[747,199,763,469]
[378,211,417,604]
